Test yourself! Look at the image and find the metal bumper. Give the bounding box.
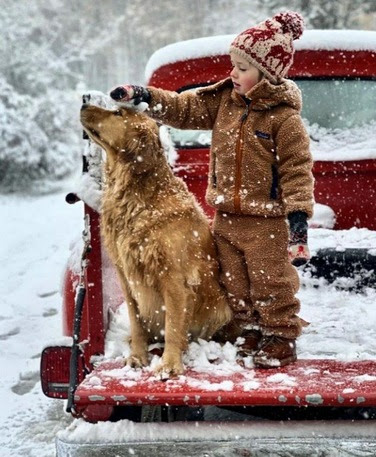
[56,420,376,457]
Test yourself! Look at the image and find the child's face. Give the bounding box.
[230,52,262,95]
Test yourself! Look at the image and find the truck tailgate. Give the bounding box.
[74,359,376,408]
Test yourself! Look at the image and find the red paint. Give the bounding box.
[62,204,105,367]
[76,404,114,423]
[173,148,215,219]
[83,205,105,362]
[174,151,376,229]
[62,268,79,337]
[75,359,376,408]
[148,51,376,91]
[313,160,376,229]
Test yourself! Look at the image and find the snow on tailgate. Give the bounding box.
[74,284,376,409]
[74,359,376,408]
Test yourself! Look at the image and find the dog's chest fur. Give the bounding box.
[101,169,196,285]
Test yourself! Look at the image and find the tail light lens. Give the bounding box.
[40,346,85,399]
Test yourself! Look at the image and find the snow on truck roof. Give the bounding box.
[145,29,376,82]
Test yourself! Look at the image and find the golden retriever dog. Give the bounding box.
[80,103,232,377]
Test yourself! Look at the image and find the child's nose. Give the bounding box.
[230,67,237,78]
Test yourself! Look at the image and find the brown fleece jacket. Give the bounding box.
[146,77,314,218]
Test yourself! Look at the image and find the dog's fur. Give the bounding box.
[80,104,232,376]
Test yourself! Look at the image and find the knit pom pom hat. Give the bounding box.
[230,11,304,84]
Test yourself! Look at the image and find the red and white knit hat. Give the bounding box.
[230,11,304,84]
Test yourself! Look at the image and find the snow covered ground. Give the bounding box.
[0,187,82,457]
[1,188,376,456]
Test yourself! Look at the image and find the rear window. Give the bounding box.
[169,78,376,147]
[299,79,375,129]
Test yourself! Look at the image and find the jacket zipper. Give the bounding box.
[234,103,249,213]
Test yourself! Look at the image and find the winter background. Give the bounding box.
[1,0,376,456]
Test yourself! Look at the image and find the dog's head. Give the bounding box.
[80,104,162,173]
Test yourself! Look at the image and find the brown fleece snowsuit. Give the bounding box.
[146,77,314,339]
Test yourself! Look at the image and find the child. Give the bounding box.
[110,11,314,368]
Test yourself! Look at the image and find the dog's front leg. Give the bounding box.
[156,282,191,378]
[126,298,149,368]
[116,268,149,368]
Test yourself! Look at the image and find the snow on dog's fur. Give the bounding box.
[80,104,232,377]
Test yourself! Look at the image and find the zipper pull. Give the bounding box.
[240,101,251,122]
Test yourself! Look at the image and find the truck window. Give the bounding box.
[169,78,376,147]
[298,78,376,129]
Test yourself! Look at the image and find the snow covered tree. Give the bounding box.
[256,0,376,29]
[1,0,373,193]
[0,1,125,192]
[202,0,269,35]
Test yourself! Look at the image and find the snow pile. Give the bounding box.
[103,303,131,360]
[145,30,376,82]
[298,273,376,360]
[309,203,336,229]
[159,125,179,165]
[308,227,376,255]
[145,35,234,82]
[100,269,376,371]
[59,417,376,446]
[74,170,102,212]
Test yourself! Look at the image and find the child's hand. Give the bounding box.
[288,242,311,266]
[110,84,134,101]
[110,85,150,105]
[287,211,310,267]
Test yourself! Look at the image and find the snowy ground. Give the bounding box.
[1,189,376,456]
[0,187,82,457]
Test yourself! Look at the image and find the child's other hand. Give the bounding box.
[287,211,310,267]
[288,242,311,267]
[110,84,135,101]
[109,85,150,105]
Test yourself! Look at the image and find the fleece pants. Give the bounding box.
[213,211,306,340]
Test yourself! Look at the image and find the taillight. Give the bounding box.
[40,346,84,399]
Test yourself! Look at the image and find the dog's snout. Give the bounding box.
[81,94,91,111]
[82,94,91,104]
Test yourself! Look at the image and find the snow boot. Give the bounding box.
[237,329,263,357]
[253,335,297,368]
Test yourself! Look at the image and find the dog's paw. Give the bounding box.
[125,353,149,369]
[154,354,184,379]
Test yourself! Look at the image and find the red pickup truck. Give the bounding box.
[41,30,376,456]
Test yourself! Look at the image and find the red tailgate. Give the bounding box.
[74,359,376,408]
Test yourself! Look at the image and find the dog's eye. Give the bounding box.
[114,110,122,116]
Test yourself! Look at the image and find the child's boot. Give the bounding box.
[237,329,263,357]
[253,335,297,368]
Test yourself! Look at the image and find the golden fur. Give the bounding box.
[80,104,232,376]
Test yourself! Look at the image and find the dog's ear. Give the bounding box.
[125,123,161,156]
[140,122,161,152]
